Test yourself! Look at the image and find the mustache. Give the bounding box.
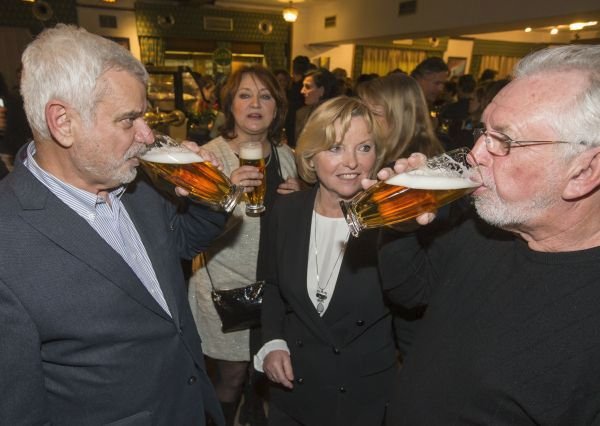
[124,142,149,160]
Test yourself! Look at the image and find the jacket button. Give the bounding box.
[332,347,340,355]
[179,326,184,335]
[338,386,346,393]
[296,377,304,384]
[296,340,303,347]
[356,320,365,326]
[188,376,197,385]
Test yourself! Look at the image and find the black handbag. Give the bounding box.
[204,254,264,333]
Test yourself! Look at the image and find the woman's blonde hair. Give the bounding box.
[357,74,443,163]
[295,96,386,184]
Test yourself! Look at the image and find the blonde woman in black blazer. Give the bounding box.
[255,97,398,426]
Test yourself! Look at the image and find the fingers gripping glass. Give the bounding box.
[472,127,587,156]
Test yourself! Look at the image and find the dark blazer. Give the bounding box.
[0,158,227,426]
[261,187,398,426]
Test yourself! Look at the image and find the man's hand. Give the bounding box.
[277,177,302,195]
[361,153,436,228]
[263,350,294,389]
[175,141,223,197]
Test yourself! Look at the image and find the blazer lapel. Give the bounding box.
[122,194,180,326]
[285,187,337,344]
[13,167,172,321]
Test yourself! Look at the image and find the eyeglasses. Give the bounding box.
[472,127,587,156]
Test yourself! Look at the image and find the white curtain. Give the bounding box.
[362,47,427,76]
[479,55,521,79]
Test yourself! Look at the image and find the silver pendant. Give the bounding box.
[316,289,328,301]
[317,302,324,314]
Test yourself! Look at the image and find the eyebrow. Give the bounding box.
[115,110,143,121]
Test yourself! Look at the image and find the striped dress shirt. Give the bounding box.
[23,142,171,316]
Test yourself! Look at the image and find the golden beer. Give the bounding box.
[239,142,266,214]
[340,147,481,236]
[140,147,243,213]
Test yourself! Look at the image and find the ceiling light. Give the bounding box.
[101,0,117,3]
[524,27,532,32]
[569,21,598,31]
[282,2,298,23]
[550,28,559,35]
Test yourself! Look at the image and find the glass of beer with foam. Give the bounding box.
[139,134,244,213]
[340,147,481,236]
[239,141,266,214]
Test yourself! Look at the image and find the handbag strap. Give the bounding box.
[202,252,217,292]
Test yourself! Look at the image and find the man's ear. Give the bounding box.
[45,100,75,148]
[563,146,600,200]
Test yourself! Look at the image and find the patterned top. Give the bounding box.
[188,136,297,361]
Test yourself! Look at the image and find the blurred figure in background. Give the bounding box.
[357,73,444,359]
[0,71,31,172]
[411,57,449,110]
[295,68,338,142]
[285,56,311,148]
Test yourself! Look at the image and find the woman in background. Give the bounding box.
[188,65,300,426]
[295,67,337,142]
[357,73,443,164]
[256,96,397,425]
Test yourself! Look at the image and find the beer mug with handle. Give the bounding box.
[139,133,244,213]
[340,147,482,236]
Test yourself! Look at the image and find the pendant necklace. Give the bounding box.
[313,209,349,315]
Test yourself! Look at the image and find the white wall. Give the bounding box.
[76,3,141,60]
[306,44,355,77]
[292,0,600,55]
[444,39,474,76]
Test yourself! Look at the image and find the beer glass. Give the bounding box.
[340,147,481,236]
[139,134,244,213]
[239,141,266,214]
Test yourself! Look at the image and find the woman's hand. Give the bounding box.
[263,350,294,389]
[230,165,264,193]
[277,177,302,195]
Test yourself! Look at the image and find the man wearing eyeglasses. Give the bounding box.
[376,44,600,425]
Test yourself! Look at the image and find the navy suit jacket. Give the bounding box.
[0,157,226,426]
[261,187,397,426]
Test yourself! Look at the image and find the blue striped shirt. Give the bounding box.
[23,142,171,316]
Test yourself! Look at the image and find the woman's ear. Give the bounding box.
[45,100,75,148]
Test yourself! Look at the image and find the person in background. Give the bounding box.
[273,68,292,93]
[438,74,478,149]
[188,73,225,144]
[285,56,311,148]
[0,24,227,425]
[257,96,397,425]
[295,67,338,142]
[357,73,443,164]
[0,71,31,172]
[378,44,600,425]
[357,73,444,359]
[478,67,498,85]
[410,57,449,110]
[187,64,300,426]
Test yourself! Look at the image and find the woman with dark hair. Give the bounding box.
[295,67,338,142]
[187,65,301,425]
[256,96,397,425]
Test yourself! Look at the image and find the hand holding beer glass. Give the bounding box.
[238,141,266,214]
[340,147,482,236]
[139,133,244,212]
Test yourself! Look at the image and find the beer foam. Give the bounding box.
[141,147,204,164]
[386,172,479,190]
[239,145,263,160]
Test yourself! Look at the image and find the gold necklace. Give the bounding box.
[313,209,349,315]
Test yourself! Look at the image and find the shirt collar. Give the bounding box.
[23,141,127,221]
